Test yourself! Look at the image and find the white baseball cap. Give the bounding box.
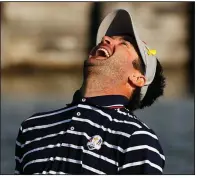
[96,9,157,101]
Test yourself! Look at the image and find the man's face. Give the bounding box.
[84,35,141,85]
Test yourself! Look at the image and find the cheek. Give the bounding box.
[111,51,133,76]
[109,48,135,72]
[119,50,134,68]
[121,52,138,75]
[113,48,131,62]
[125,49,139,67]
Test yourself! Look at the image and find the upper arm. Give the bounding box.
[118,129,165,174]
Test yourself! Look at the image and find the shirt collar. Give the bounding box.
[72,90,129,108]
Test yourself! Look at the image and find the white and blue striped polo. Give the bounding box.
[15,94,165,174]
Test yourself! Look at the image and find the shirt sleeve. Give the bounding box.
[14,125,24,174]
[118,129,165,174]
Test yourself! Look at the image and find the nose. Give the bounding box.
[102,36,114,45]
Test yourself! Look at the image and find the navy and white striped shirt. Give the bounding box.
[15,94,165,174]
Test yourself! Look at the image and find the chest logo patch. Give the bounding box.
[87,135,103,150]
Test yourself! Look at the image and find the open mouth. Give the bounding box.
[95,47,111,58]
[89,46,112,60]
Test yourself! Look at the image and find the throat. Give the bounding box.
[81,76,131,99]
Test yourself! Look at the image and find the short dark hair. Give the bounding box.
[126,58,166,111]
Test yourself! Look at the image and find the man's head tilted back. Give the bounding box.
[83,9,166,111]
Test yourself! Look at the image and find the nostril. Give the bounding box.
[105,39,111,45]
[102,36,112,45]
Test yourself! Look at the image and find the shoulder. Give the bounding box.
[119,109,165,171]
[124,109,165,163]
[115,107,164,150]
[102,107,157,140]
[113,107,151,131]
[20,103,75,131]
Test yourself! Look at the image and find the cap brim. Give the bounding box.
[96,9,141,59]
[96,10,135,43]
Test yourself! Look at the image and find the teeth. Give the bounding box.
[98,48,110,57]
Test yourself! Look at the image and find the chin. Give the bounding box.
[85,57,106,67]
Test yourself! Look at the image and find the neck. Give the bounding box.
[80,75,133,99]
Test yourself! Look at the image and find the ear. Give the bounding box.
[129,72,146,87]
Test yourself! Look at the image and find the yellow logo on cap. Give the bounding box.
[147,49,156,56]
[143,41,156,56]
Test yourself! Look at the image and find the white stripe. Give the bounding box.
[14,170,20,174]
[21,130,68,148]
[83,149,118,166]
[57,157,81,164]
[16,141,22,147]
[125,108,130,112]
[142,123,149,129]
[26,106,77,121]
[19,142,118,166]
[119,108,150,129]
[103,141,124,153]
[23,157,81,171]
[20,143,82,163]
[24,156,105,174]
[34,171,68,175]
[78,104,141,128]
[82,164,105,174]
[103,104,124,107]
[72,117,130,138]
[15,156,20,162]
[133,115,150,129]
[42,170,67,174]
[23,158,48,170]
[118,160,163,172]
[112,118,142,128]
[23,119,72,133]
[117,109,135,119]
[125,145,165,160]
[67,130,91,140]
[78,104,113,121]
[20,126,23,132]
[132,130,158,140]
[117,109,127,115]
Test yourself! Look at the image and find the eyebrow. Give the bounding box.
[122,36,135,44]
[118,36,134,48]
[110,35,134,47]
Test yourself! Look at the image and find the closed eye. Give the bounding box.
[121,41,129,47]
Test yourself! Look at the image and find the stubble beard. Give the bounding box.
[83,54,128,91]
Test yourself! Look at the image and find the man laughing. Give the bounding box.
[15,9,166,175]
